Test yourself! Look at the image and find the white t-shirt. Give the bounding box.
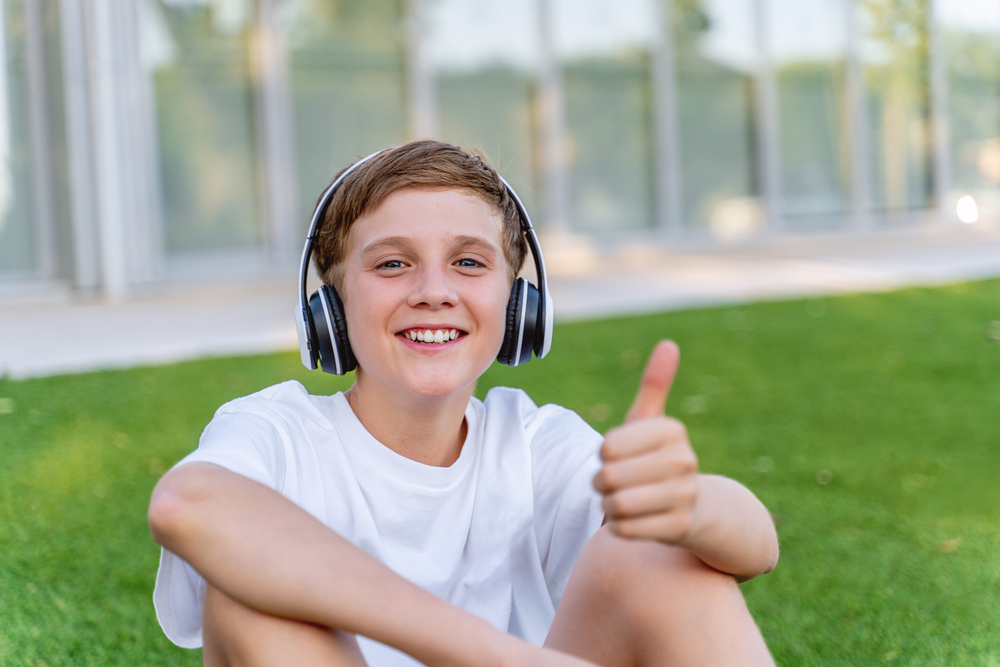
[153,381,605,666]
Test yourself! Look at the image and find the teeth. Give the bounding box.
[405,329,460,344]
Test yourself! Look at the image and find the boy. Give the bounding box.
[149,141,779,667]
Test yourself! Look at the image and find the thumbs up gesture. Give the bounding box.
[592,341,700,545]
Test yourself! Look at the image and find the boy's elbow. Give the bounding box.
[735,522,779,583]
[750,526,781,581]
[753,516,780,577]
[762,540,779,575]
[147,465,210,549]
[148,487,183,547]
[765,511,780,571]
[734,549,778,584]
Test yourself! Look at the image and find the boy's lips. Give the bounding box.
[396,326,468,345]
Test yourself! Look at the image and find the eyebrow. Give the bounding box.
[360,234,501,256]
[451,235,502,255]
[360,236,412,256]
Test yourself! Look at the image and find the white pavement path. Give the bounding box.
[2,226,999,379]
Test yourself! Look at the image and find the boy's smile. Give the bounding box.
[339,187,511,403]
[398,328,464,344]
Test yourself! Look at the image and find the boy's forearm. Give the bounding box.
[682,474,779,581]
[148,462,510,667]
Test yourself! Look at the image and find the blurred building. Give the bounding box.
[1,0,998,299]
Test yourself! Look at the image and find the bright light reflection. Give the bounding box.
[956,195,979,223]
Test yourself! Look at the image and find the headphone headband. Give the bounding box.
[498,174,553,359]
[296,150,384,369]
[296,146,553,371]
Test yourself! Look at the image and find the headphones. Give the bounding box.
[296,148,554,375]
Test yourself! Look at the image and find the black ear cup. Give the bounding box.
[497,277,541,367]
[308,284,357,375]
[520,283,540,361]
[497,278,523,365]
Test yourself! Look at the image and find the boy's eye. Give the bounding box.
[378,260,405,270]
[456,258,483,268]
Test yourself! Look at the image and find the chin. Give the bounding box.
[401,370,476,401]
[355,339,500,402]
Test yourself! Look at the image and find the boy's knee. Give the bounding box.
[574,526,741,618]
[552,528,772,667]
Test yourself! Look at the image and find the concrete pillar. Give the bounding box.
[405,0,439,140]
[536,0,570,232]
[256,0,300,260]
[753,0,782,234]
[650,0,683,239]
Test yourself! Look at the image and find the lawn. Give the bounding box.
[1,279,999,665]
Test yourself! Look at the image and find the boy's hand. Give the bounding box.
[593,340,700,545]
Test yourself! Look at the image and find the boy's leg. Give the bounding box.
[544,526,774,667]
[202,584,368,667]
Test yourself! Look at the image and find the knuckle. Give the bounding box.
[658,512,692,542]
[653,446,674,464]
[611,494,633,516]
[662,416,687,436]
[599,435,620,461]
[678,481,698,505]
[649,450,670,475]
[674,514,694,539]
[593,468,612,492]
[615,520,639,539]
[651,415,676,433]
[674,445,698,470]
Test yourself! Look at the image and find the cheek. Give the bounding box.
[480,286,514,348]
[342,279,392,343]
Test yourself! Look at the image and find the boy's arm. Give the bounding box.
[594,342,779,581]
[149,462,593,667]
[682,473,778,582]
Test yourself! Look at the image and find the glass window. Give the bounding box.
[770,0,850,226]
[673,0,760,238]
[938,0,1000,221]
[556,0,657,233]
[860,0,932,213]
[278,0,407,234]
[147,0,262,254]
[0,0,36,276]
[428,0,540,217]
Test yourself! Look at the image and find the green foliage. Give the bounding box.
[2,280,999,664]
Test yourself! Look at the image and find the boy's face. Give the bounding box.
[339,187,510,401]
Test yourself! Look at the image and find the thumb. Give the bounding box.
[624,340,680,423]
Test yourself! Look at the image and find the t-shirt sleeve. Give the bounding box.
[176,408,288,490]
[153,403,288,648]
[527,404,605,609]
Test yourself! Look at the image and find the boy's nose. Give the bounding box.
[407,266,458,309]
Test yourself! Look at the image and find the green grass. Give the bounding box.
[2,279,1000,665]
